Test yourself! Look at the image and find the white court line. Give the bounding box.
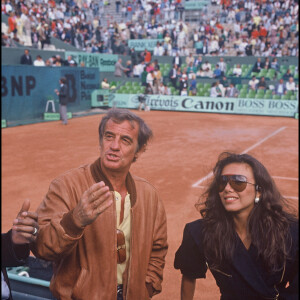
[272,176,298,181]
[192,127,287,188]
[283,196,299,200]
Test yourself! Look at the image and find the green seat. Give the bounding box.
[197,91,205,96]
[236,84,243,90]
[266,69,275,79]
[255,94,264,99]
[281,94,290,100]
[264,94,272,99]
[204,83,211,89]
[246,92,255,98]
[272,94,281,100]
[239,91,247,98]
[256,89,265,96]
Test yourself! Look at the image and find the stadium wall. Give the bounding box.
[2,47,298,69]
[1,65,99,126]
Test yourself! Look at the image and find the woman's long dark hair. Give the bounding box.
[196,152,297,272]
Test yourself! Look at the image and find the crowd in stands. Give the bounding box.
[1,0,298,58]
[1,0,298,99]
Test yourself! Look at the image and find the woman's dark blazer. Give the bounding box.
[174,219,298,300]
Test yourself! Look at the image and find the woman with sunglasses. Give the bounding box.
[174,152,298,300]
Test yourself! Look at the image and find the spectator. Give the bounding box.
[153,42,164,56]
[159,83,171,95]
[31,108,167,299]
[202,60,212,77]
[187,62,197,79]
[189,74,197,96]
[220,76,230,90]
[263,57,271,69]
[146,62,155,73]
[172,52,182,68]
[273,79,286,96]
[133,62,144,78]
[210,82,222,97]
[2,199,39,300]
[232,63,242,77]
[101,78,110,89]
[31,27,39,48]
[194,55,203,70]
[285,77,296,93]
[139,65,147,86]
[20,48,32,65]
[146,70,155,88]
[154,65,162,86]
[114,58,128,77]
[169,64,178,88]
[179,74,188,95]
[257,76,267,90]
[33,55,45,66]
[144,49,152,63]
[145,82,153,95]
[226,83,239,97]
[218,57,227,76]
[124,60,133,77]
[186,53,195,66]
[283,69,293,81]
[213,64,222,79]
[270,58,280,72]
[252,57,264,73]
[248,75,259,90]
[64,55,77,67]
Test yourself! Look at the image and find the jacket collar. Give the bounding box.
[90,158,137,207]
[232,237,279,299]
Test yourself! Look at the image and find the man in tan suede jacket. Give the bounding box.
[31,108,168,300]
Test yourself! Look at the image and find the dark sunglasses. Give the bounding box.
[217,174,258,192]
[117,229,126,264]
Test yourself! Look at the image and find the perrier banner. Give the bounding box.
[65,52,118,72]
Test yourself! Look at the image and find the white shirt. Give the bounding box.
[34,59,46,66]
[286,81,296,91]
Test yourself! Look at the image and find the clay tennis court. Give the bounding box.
[2,110,298,299]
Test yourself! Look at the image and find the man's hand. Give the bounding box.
[72,181,113,228]
[12,199,39,244]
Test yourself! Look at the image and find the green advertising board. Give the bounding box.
[91,89,111,107]
[184,0,209,10]
[128,39,164,51]
[106,94,298,117]
[65,52,118,72]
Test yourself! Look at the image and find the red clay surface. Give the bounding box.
[2,110,298,299]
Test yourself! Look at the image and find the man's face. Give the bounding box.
[100,119,141,173]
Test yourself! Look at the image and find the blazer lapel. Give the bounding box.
[232,239,278,299]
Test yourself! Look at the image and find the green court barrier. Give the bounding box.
[2,119,7,128]
[43,112,72,121]
[295,113,298,119]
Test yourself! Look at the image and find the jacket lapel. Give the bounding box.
[90,158,137,207]
[232,239,278,299]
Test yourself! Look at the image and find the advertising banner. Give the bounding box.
[108,94,298,117]
[1,65,99,124]
[128,39,164,51]
[65,51,118,72]
[184,0,210,10]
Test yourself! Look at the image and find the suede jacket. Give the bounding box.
[31,158,168,300]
